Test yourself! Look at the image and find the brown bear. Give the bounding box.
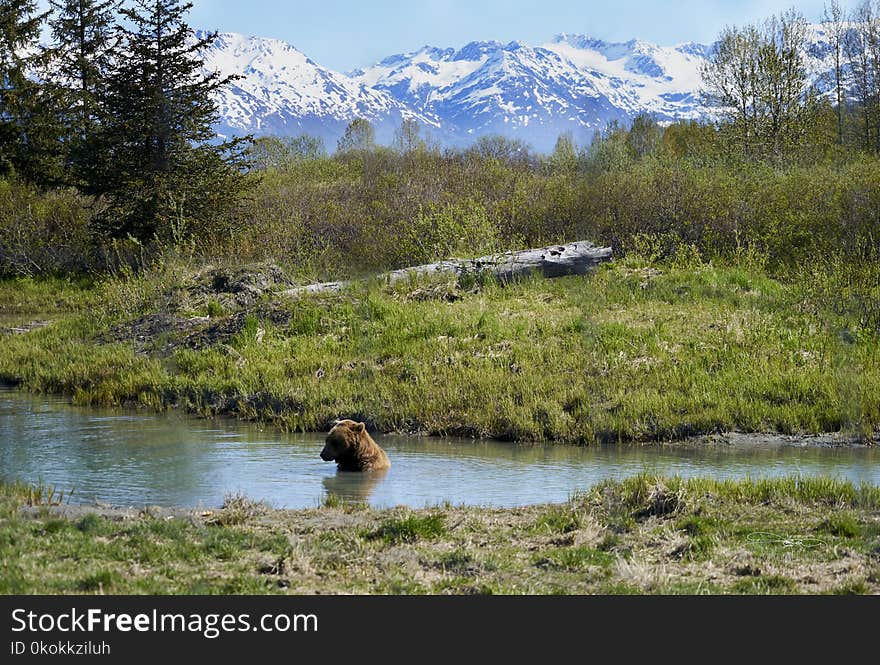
[320,419,391,471]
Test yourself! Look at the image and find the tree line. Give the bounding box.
[699,1,880,158]
[0,0,247,244]
[2,1,880,279]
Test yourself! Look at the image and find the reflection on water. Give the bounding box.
[323,470,389,503]
[1,389,879,508]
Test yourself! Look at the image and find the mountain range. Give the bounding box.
[198,25,839,152]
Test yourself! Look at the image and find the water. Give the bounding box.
[2,389,879,509]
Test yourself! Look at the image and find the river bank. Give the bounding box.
[6,387,880,510]
[2,476,879,594]
[0,259,878,444]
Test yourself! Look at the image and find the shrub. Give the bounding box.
[0,179,93,276]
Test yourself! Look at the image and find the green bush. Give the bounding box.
[0,179,93,276]
[4,138,880,286]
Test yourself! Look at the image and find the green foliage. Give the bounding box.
[368,513,447,544]
[796,239,880,334]
[701,10,818,159]
[247,134,326,171]
[48,0,119,189]
[401,200,500,263]
[0,179,93,275]
[532,504,583,534]
[846,1,880,153]
[337,118,376,153]
[90,0,251,244]
[816,513,861,539]
[731,574,797,594]
[207,493,270,527]
[580,122,633,173]
[2,0,879,284]
[8,476,880,594]
[0,479,74,507]
[7,258,880,443]
[598,475,880,511]
[78,569,119,592]
[466,134,535,168]
[392,118,428,154]
[534,546,614,570]
[547,131,578,173]
[626,114,663,159]
[213,135,880,284]
[76,513,105,534]
[0,1,65,186]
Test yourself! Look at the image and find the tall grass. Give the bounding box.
[593,474,880,513]
[1,480,75,506]
[1,259,878,442]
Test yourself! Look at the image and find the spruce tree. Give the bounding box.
[47,0,119,187]
[0,1,64,184]
[95,0,249,243]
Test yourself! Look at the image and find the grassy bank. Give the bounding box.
[0,257,878,443]
[2,476,879,594]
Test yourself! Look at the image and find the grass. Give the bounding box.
[0,275,94,315]
[0,479,75,507]
[2,475,879,595]
[206,492,271,527]
[1,256,878,444]
[367,514,447,544]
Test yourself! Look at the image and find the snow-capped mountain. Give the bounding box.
[350,36,709,147]
[197,31,437,143]
[198,27,839,151]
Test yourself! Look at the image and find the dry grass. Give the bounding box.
[206,492,271,526]
[3,476,880,595]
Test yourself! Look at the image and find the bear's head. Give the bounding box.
[320,419,367,464]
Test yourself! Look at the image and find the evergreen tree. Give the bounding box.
[94,0,249,242]
[47,0,119,186]
[0,1,64,184]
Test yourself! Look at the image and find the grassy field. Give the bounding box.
[0,256,878,443]
[2,476,879,594]
[3,264,878,595]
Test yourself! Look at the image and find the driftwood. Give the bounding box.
[282,240,612,297]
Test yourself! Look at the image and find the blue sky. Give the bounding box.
[37,1,865,72]
[185,0,863,71]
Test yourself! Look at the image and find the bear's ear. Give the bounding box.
[354,422,366,433]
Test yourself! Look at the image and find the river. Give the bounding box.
[1,389,878,508]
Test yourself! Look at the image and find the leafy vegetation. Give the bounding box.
[2,0,879,600]
[3,476,879,594]
[1,252,877,443]
[0,1,878,283]
[2,0,249,250]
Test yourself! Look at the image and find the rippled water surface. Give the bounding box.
[2,389,879,508]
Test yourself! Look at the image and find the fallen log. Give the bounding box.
[282,240,613,297]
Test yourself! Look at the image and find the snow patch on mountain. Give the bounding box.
[198,26,843,151]
[197,31,437,144]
